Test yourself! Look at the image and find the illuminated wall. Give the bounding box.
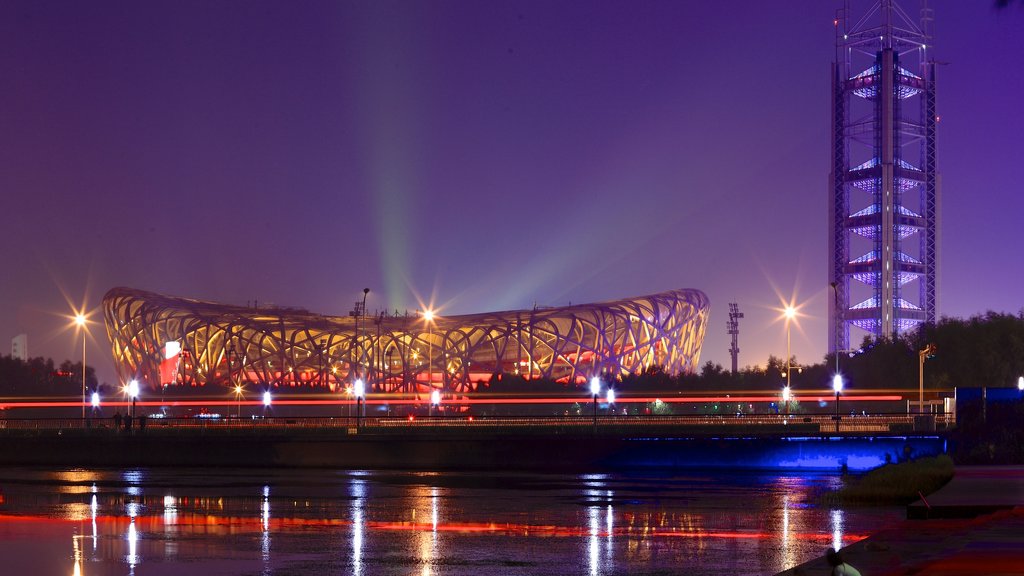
[103,287,709,394]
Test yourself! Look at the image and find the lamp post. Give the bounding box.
[234,384,244,418]
[606,387,616,416]
[832,374,843,433]
[589,376,601,427]
[917,343,937,412]
[354,378,365,427]
[423,309,436,395]
[430,388,441,418]
[830,281,843,379]
[359,288,369,382]
[127,379,139,419]
[263,390,272,417]
[781,385,791,417]
[783,306,796,393]
[91,391,101,415]
[75,313,87,419]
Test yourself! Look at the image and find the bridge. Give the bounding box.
[0,413,950,473]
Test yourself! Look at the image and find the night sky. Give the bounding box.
[2,1,1022,388]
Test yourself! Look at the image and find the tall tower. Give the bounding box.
[727,303,743,374]
[830,0,938,354]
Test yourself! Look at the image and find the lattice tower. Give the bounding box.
[829,0,938,354]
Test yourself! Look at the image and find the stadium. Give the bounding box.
[103,287,710,394]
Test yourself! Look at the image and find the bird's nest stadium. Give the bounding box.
[103,288,710,394]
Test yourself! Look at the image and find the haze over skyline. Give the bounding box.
[2,0,1022,388]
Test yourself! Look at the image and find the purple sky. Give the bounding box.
[2,1,1022,388]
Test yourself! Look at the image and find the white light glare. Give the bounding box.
[263,391,272,407]
[430,389,441,406]
[91,392,101,408]
[589,376,601,396]
[354,379,365,399]
[606,388,616,404]
[127,380,140,399]
[832,374,844,393]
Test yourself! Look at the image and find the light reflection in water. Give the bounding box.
[350,478,367,576]
[21,469,886,575]
[91,493,98,552]
[127,520,138,574]
[831,508,845,552]
[261,485,271,575]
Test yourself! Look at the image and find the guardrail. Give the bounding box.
[0,413,953,435]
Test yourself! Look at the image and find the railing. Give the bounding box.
[0,413,953,435]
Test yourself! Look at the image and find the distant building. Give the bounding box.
[11,333,28,361]
[103,287,710,392]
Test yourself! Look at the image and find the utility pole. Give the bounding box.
[727,303,743,374]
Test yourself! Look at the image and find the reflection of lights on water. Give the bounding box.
[164,494,178,525]
[831,509,845,552]
[91,494,98,551]
[261,485,271,570]
[351,478,366,576]
[127,520,138,570]
[588,506,599,576]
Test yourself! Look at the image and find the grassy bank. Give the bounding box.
[823,455,954,506]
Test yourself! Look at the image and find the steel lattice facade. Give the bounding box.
[103,287,709,394]
[829,0,938,354]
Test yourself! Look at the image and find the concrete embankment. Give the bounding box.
[0,425,945,472]
[778,466,1024,576]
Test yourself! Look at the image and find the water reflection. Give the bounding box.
[350,479,366,576]
[0,468,896,575]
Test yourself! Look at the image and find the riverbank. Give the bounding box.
[778,466,1024,576]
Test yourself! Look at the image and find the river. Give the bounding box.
[0,467,903,575]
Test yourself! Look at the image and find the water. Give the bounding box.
[0,467,902,575]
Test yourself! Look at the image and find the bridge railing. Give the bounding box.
[0,413,953,435]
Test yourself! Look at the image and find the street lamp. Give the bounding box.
[263,390,272,417]
[422,309,436,393]
[606,387,616,413]
[917,343,937,412]
[783,306,796,396]
[234,384,244,418]
[75,313,87,419]
[430,388,441,417]
[832,374,843,433]
[1018,376,1024,392]
[354,378,365,426]
[127,379,140,419]
[781,385,791,416]
[589,376,601,426]
[91,391,101,412]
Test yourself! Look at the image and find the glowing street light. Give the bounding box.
[589,376,601,426]
[422,309,437,393]
[430,388,441,417]
[74,312,87,419]
[354,378,365,426]
[781,385,791,416]
[234,384,244,418]
[263,390,272,418]
[606,387,616,405]
[127,379,140,419]
[91,391,101,410]
[832,374,844,433]
[1017,376,1023,392]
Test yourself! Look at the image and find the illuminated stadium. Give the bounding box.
[103,287,709,394]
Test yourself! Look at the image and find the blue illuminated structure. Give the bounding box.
[829,0,938,352]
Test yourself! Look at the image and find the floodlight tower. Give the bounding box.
[829,0,938,355]
[727,303,743,375]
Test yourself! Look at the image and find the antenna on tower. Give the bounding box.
[727,303,744,375]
